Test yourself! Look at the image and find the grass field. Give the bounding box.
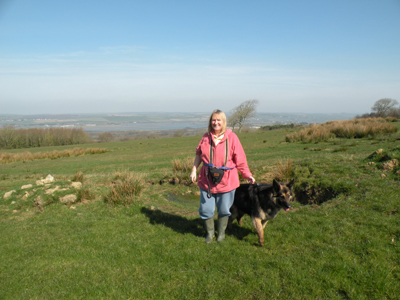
[1,122,399,299]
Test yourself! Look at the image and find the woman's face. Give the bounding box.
[211,114,223,134]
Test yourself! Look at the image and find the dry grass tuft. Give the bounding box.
[72,171,84,183]
[172,157,193,173]
[273,159,294,182]
[0,148,108,164]
[104,171,145,205]
[286,118,397,143]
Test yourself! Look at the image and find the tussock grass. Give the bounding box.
[172,157,193,173]
[286,118,397,143]
[159,156,194,186]
[77,187,96,202]
[0,147,108,164]
[272,158,294,182]
[104,171,145,205]
[71,171,84,183]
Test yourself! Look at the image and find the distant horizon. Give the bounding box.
[0,111,359,117]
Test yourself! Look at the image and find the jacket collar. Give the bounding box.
[210,129,232,144]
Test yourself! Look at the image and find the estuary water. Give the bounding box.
[84,122,207,132]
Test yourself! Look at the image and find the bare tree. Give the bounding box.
[228,99,259,133]
[371,98,399,117]
[98,132,114,143]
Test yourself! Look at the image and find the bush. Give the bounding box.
[0,127,92,149]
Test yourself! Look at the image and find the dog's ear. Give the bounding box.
[287,179,294,191]
[273,179,281,192]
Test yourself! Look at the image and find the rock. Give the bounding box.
[45,186,61,195]
[44,174,54,183]
[37,175,55,185]
[71,182,82,190]
[380,174,386,179]
[376,149,384,154]
[382,159,399,172]
[59,194,77,204]
[21,184,33,189]
[34,195,44,206]
[4,190,16,199]
[22,191,29,200]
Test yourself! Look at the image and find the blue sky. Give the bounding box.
[0,0,399,115]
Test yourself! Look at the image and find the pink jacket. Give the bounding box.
[196,129,252,194]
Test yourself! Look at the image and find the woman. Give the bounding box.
[190,109,255,243]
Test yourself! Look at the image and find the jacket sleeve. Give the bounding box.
[230,133,252,179]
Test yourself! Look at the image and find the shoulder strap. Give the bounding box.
[209,137,228,167]
[224,137,228,166]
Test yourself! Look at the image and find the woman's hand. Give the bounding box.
[247,176,256,184]
[190,167,197,183]
[190,155,201,183]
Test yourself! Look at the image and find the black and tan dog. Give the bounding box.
[228,179,294,246]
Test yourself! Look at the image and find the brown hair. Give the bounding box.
[208,109,227,135]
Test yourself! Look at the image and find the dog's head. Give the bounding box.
[273,179,294,212]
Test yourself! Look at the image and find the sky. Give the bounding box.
[0,0,399,115]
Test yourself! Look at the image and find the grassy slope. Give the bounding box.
[0,125,399,299]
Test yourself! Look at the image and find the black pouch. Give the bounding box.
[208,167,224,184]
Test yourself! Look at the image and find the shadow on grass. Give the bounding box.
[141,207,253,241]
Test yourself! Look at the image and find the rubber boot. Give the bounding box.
[204,218,215,244]
[217,216,229,243]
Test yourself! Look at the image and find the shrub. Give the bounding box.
[0,127,92,149]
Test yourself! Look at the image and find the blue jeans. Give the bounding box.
[199,188,236,219]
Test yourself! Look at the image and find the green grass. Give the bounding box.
[1,124,400,299]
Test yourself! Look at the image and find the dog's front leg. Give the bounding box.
[251,217,264,246]
[261,220,268,229]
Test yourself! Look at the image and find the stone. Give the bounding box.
[44,174,54,184]
[34,196,44,207]
[382,159,399,172]
[21,184,33,189]
[59,194,77,204]
[71,182,82,190]
[45,186,61,195]
[3,190,16,199]
[37,175,55,185]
